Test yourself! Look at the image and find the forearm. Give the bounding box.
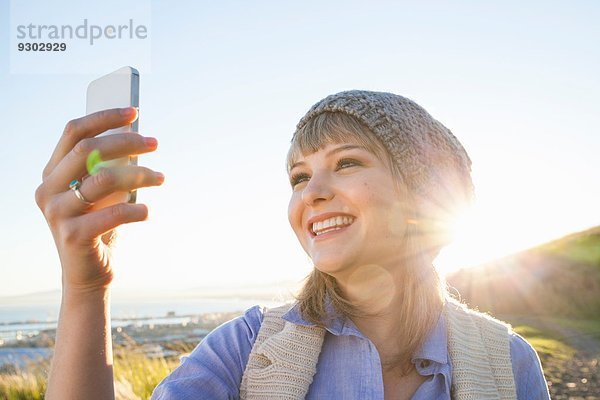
[35,106,159,399]
[45,286,114,400]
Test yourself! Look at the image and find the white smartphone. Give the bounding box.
[86,66,139,210]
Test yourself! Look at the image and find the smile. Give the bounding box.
[311,216,355,236]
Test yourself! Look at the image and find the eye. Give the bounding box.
[336,158,361,170]
[290,172,310,188]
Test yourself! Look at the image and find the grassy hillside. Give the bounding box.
[446,226,600,319]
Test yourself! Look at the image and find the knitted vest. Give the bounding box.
[240,299,517,399]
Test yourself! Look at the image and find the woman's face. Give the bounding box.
[288,140,412,280]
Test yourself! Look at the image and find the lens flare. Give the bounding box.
[86,149,108,175]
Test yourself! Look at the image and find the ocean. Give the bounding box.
[0,297,281,367]
[0,297,279,325]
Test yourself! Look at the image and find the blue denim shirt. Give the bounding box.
[151,303,550,399]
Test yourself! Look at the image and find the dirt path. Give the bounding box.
[522,316,600,357]
[504,315,599,399]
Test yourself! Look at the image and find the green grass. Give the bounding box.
[0,358,48,400]
[511,323,576,360]
[0,373,47,400]
[540,229,600,267]
[553,318,600,341]
[113,347,182,400]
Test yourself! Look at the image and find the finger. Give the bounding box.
[72,203,149,241]
[60,165,164,216]
[43,107,138,180]
[43,133,158,196]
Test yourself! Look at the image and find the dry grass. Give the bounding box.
[0,343,188,400]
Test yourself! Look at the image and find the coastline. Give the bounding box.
[0,308,248,369]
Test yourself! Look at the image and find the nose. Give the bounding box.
[301,171,334,206]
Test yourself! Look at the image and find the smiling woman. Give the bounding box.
[286,111,451,376]
[153,91,550,399]
[39,91,550,400]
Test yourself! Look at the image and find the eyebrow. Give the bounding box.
[289,144,369,171]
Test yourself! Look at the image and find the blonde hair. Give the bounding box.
[287,112,447,374]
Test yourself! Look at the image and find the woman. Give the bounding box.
[37,90,549,399]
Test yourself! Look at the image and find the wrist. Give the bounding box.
[62,284,111,305]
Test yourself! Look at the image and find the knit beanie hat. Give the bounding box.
[294,90,474,232]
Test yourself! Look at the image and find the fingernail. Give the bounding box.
[155,172,165,183]
[145,137,158,147]
[121,107,136,116]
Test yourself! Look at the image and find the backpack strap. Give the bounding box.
[241,300,517,400]
[240,303,325,399]
[445,298,517,400]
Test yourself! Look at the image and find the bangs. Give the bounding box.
[286,112,391,173]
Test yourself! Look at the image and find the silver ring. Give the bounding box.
[69,179,94,206]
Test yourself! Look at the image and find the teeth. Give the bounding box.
[312,216,354,236]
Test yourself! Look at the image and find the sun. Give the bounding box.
[434,205,516,276]
[434,198,562,277]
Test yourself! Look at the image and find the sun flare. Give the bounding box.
[436,204,537,277]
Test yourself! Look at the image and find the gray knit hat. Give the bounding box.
[294,90,474,223]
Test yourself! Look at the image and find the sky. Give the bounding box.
[0,0,598,298]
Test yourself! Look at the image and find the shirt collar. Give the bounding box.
[282,297,363,337]
[411,311,448,365]
[282,298,449,365]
